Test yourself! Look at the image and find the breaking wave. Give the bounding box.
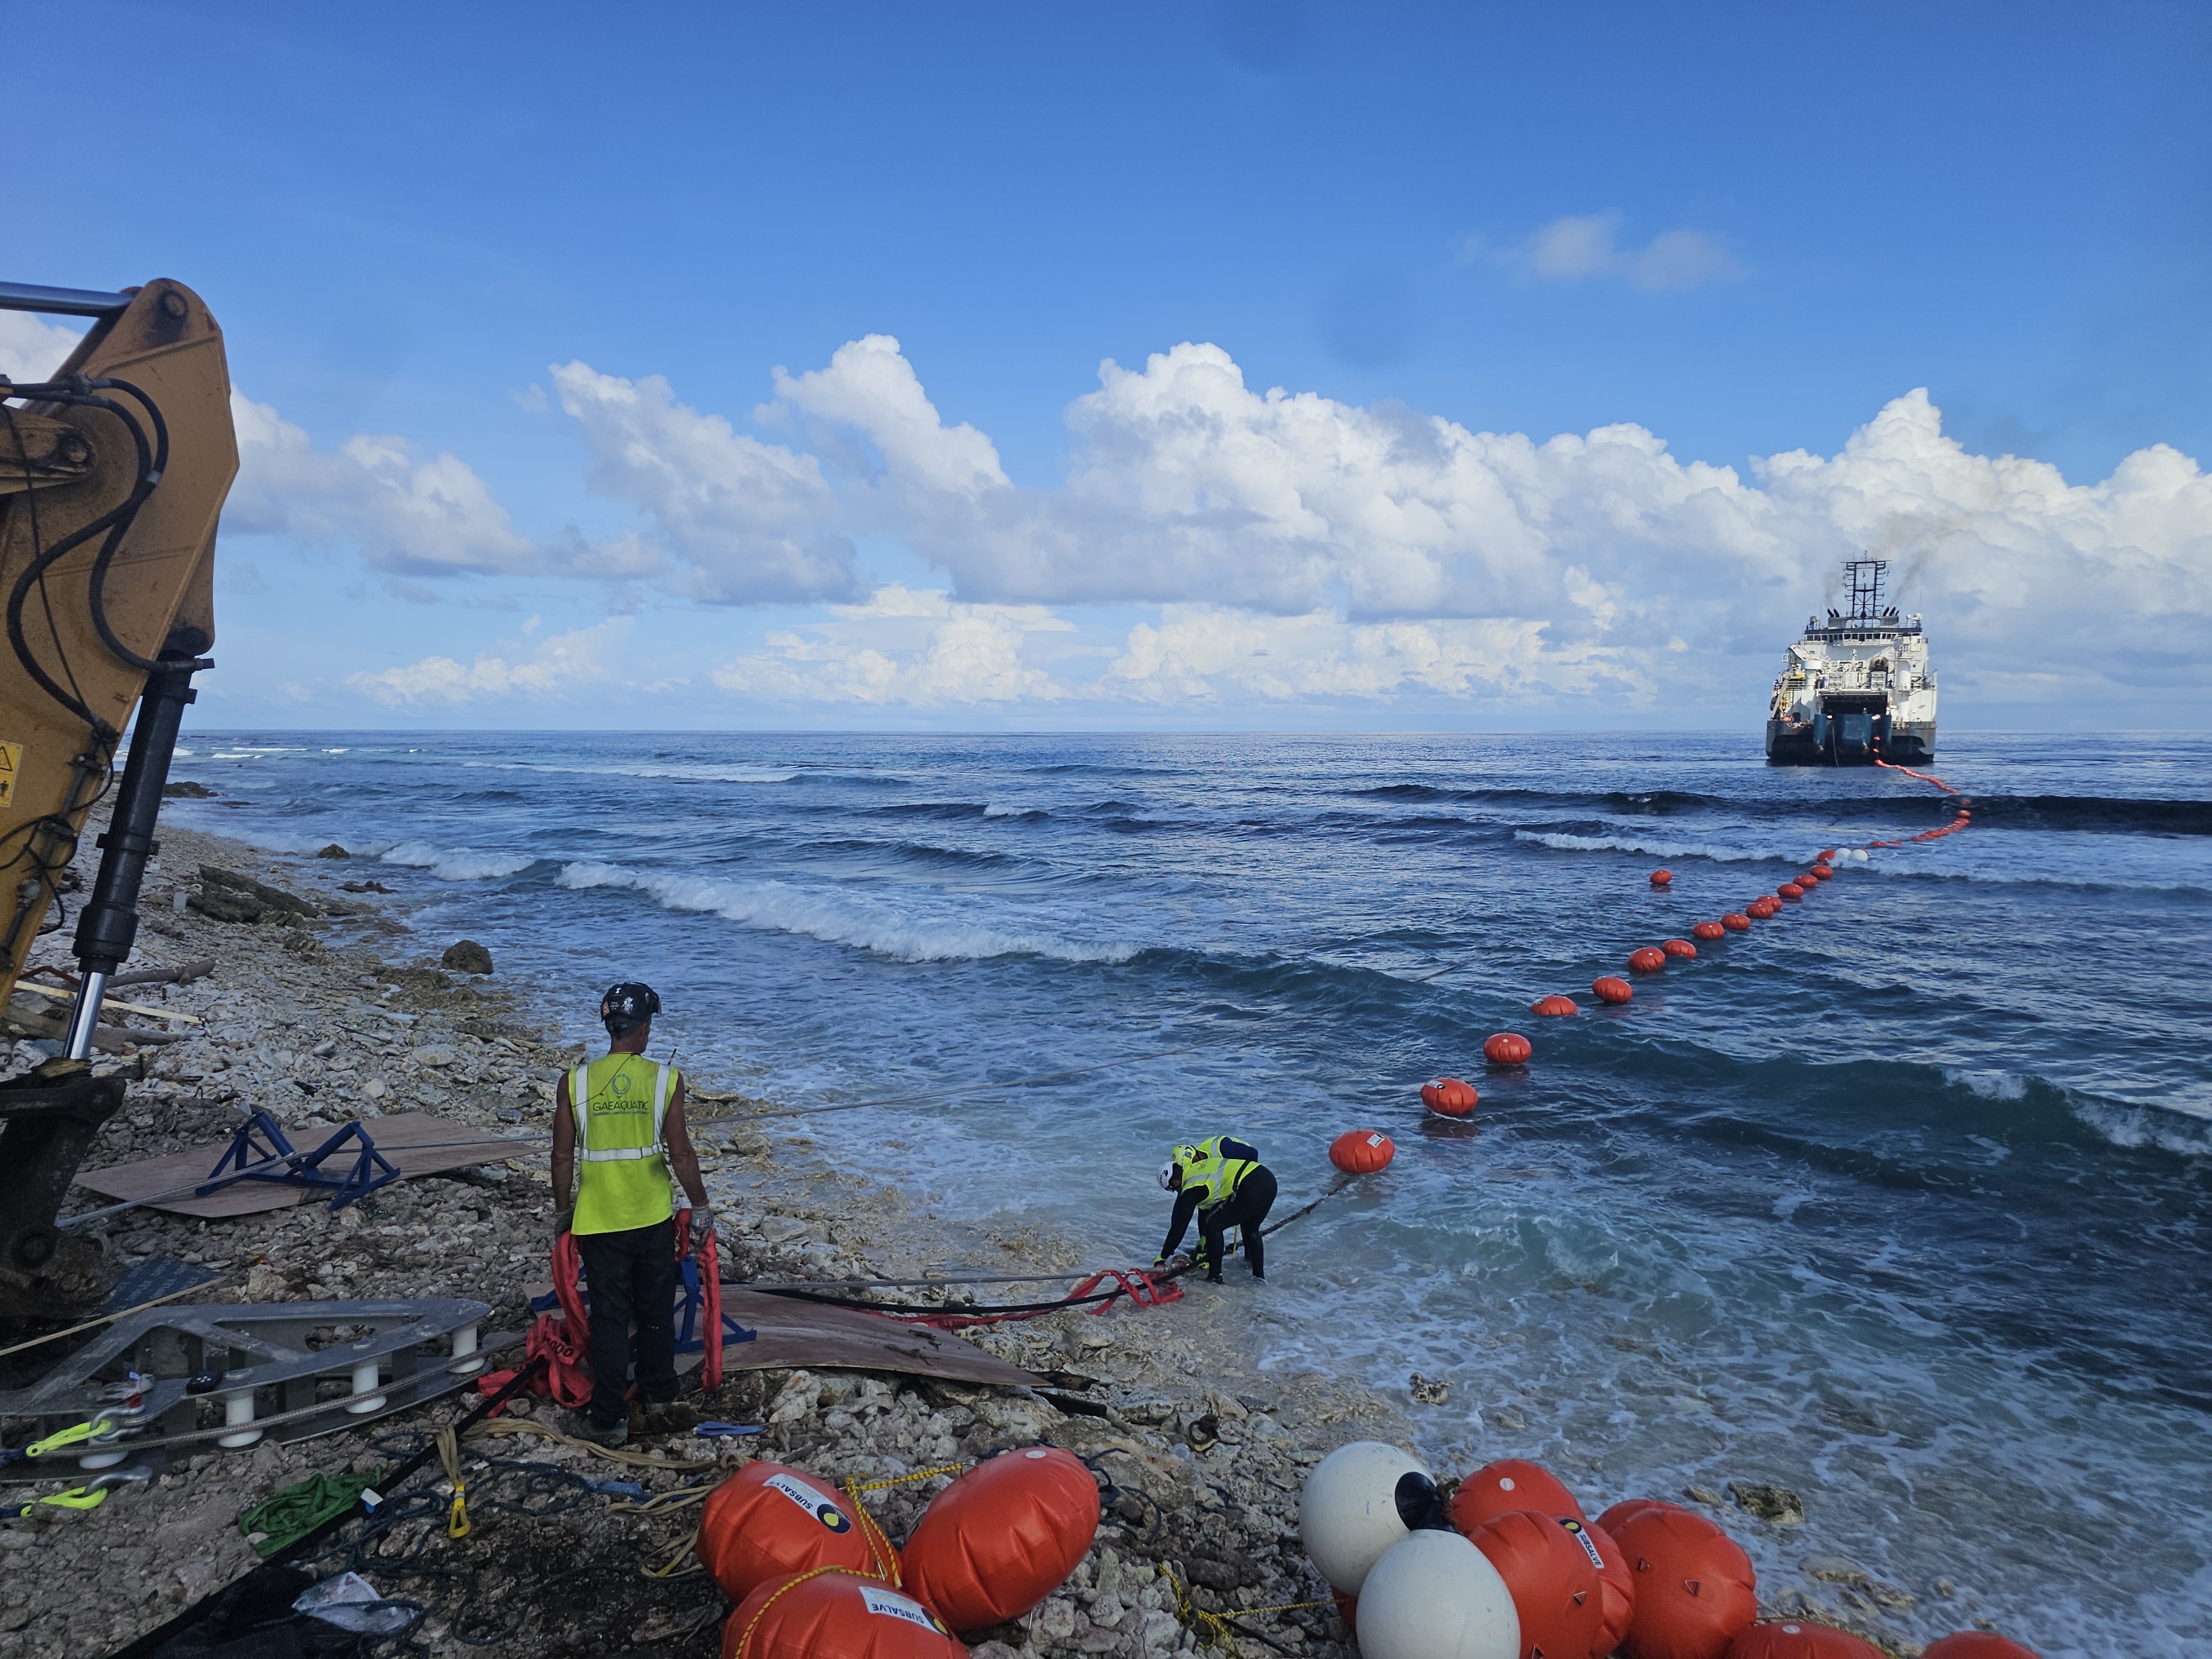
[554,861,1136,964]
[380,841,537,881]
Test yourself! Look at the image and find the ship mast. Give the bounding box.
[1843,557,1886,623]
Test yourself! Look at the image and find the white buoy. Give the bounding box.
[1355,1530,1520,1659]
[1299,1440,1435,1595]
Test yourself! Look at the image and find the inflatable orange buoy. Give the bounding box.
[1593,976,1633,1005]
[1421,1076,1479,1117]
[900,1447,1097,1631]
[1330,1130,1396,1174]
[697,1461,892,1602]
[1584,1520,1636,1659]
[1723,1620,1885,1659]
[1605,1501,1756,1659]
[1721,913,1750,932]
[1809,866,1833,881]
[1466,1510,1603,1659]
[1628,947,1667,973]
[1691,921,1725,941]
[1484,1033,1533,1066]
[1447,1459,1586,1534]
[1531,995,1579,1018]
[722,1571,964,1659]
[1650,870,1672,886]
[1815,849,1834,863]
[1777,884,1802,901]
[1661,938,1697,959]
[1922,1634,2043,1659]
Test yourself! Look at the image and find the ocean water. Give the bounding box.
[166,731,2212,1655]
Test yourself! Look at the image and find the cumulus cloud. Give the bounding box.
[1497,211,1742,291]
[549,362,858,603]
[0,313,83,383]
[226,393,535,574]
[349,619,632,705]
[712,586,1071,707]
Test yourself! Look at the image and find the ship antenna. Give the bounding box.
[1844,556,1887,623]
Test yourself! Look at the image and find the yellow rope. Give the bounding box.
[1157,1564,1334,1652]
[731,1565,852,1656]
[435,1426,470,1539]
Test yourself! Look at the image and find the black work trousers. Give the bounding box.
[575,1216,678,1426]
[1200,1166,1278,1280]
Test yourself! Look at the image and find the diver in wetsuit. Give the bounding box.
[1155,1136,1277,1284]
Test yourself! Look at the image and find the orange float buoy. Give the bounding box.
[1721,913,1751,932]
[1777,884,1803,901]
[1593,976,1634,1005]
[1628,947,1667,973]
[697,1461,893,1603]
[1330,1130,1396,1174]
[1466,1509,1603,1659]
[1922,1635,2042,1659]
[1650,870,1672,886]
[900,1446,1098,1631]
[1421,1076,1479,1117]
[1584,1519,1636,1659]
[1691,921,1725,941]
[1808,865,1833,880]
[722,1571,964,1659]
[1484,1032,1533,1066]
[1661,938,1697,959]
[1815,849,1835,863]
[1530,994,1579,1017]
[1605,1501,1756,1659]
[1723,1620,1885,1659]
[1447,1459,1586,1534]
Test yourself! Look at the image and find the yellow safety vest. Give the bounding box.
[568,1054,680,1235]
[1179,1136,1256,1210]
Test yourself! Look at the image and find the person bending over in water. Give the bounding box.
[1155,1136,1276,1284]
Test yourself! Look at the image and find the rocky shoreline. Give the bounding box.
[0,820,1405,1659]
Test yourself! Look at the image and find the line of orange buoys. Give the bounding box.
[1408,763,1974,1123]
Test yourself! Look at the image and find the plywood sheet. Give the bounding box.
[72,1113,538,1218]
[713,1288,1047,1388]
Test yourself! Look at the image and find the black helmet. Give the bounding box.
[600,981,661,1035]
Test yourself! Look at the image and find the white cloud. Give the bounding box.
[1505,211,1742,291]
[712,586,1071,707]
[549,362,857,603]
[772,334,1007,497]
[0,313,84,383]
[349,619,631,705]
[225,393,534,574]
[739,338,2208,705]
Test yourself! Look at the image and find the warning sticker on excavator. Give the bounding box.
[0,742,18,808]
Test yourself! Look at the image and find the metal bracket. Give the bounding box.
[0,1297,495,1472]
[196,1110,399,1210]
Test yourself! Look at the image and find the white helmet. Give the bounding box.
[1157,1162,1179,1190]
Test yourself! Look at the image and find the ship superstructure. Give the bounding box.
[1766,558,1936,765]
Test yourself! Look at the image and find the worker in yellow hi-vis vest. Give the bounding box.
[549,981,710,1448]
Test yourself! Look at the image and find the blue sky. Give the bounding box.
[10,2,2208,730]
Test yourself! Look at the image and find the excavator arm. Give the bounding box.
[0,279,238,1317]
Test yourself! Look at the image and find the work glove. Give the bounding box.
[688,1205,715,1255]
[553,1206,573,1240]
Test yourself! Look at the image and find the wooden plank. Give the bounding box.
[71,1112,538,1218]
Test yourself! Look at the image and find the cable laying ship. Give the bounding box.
[1766,557,1936,765]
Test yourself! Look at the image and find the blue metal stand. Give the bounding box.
[196,1110,401,1211]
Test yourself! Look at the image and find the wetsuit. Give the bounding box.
[1160,1157,1277,1282]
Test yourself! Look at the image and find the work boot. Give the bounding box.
[634,1400,699,1437]
[562,1410,629,1449]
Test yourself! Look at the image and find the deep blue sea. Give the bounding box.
[165,731,2212,1656]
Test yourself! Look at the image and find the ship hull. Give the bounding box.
[1766,715,1935,767]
